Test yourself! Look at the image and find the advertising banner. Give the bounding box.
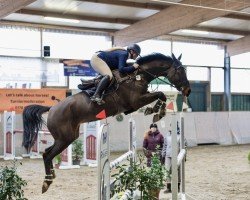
[0,89,66,113]
[61,59,98,77]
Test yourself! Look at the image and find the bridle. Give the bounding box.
[137,60,185,89]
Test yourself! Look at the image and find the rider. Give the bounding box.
[89,43,141,104]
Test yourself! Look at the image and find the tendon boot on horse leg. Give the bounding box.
[42,153,54,194]
[90,75,110,105]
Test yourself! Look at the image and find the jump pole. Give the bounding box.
[171,113,186,200]
[97,117,136,200]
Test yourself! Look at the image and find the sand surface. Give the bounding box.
[1,144,250,200]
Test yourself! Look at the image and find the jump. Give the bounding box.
[22,52,191,193]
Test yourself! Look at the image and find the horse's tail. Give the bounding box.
[22,104,51,153]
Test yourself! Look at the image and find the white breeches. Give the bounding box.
[90,53,113,80]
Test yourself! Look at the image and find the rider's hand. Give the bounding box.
[133,63,139,69]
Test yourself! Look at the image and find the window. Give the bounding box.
[0,26,40,57]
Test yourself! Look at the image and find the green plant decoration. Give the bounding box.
[54,154,62,164]
[248,152,250,163]
[72,139,84,161]
[0,160,27,200]
[111,153,168,200]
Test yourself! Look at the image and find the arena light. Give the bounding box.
[181,29,209,35]
[44,16,80,23]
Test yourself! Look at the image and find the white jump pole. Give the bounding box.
[171,113,178,200]
[97,117,136,200]
[171,113,186,200]
[97,123,110,200]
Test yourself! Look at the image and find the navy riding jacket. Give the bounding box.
[97,50,135,73]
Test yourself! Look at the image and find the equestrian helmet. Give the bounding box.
[127,43,141,55]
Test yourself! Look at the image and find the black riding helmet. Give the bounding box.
[127,43,141,55]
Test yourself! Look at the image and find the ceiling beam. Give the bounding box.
[0,0,36,18]
[160,34,229,43]
[0,19,229,44]
[191,26,250,36]
[223,13,250,21]
[227,35,250,56]
[0,20,116,34]
[78,0,166,10]
[17,9,137,25]
[114,0,250,46]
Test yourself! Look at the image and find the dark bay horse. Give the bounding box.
[22,53,191,193]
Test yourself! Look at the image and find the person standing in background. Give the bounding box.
[143,123,164,167]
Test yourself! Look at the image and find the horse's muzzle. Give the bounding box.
[182,87,191,97]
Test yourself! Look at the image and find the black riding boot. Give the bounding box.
[90,75,110,105]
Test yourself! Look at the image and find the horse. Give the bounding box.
[22,52,191,193]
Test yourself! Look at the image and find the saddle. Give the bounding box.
[77,70,134,97]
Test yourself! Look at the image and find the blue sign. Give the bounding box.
[62,59,98,77]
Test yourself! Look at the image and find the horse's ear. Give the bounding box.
[172,53,177,61]
[178,54,182,61]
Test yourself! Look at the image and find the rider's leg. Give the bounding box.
[90,75,110,103]
[90,54,113,104]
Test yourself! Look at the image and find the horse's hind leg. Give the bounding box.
[42,139,71,193]
[44,145,56,179]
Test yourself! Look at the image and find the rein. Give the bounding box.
[138,66,177,88]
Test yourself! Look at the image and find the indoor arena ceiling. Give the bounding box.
[0,0,249,56]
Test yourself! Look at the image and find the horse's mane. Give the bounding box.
[136,53,173,65]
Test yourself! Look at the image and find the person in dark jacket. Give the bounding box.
[143,123,164,167]
[89,43,141,105]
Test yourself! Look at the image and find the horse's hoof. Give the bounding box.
[42,182,49,193]
[42,178,53,193]
[152,100,162,113]
[153,114,160,122]
[144,107,153,115]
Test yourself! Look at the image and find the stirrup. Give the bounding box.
[90,96,105,105]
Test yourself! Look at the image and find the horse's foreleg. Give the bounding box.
[133,91,166,113]
[145,99,163,115]
[136,91,166,108]
[153,102,167,122]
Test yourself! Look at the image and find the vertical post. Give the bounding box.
[97,124,110,200]
[83,121,99,166]
[3,111,15,160]
[171,113,178,200]
[180,114,185,195]
[129,118,136,164]
[224,46,231,111]
[207,67,211,111]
